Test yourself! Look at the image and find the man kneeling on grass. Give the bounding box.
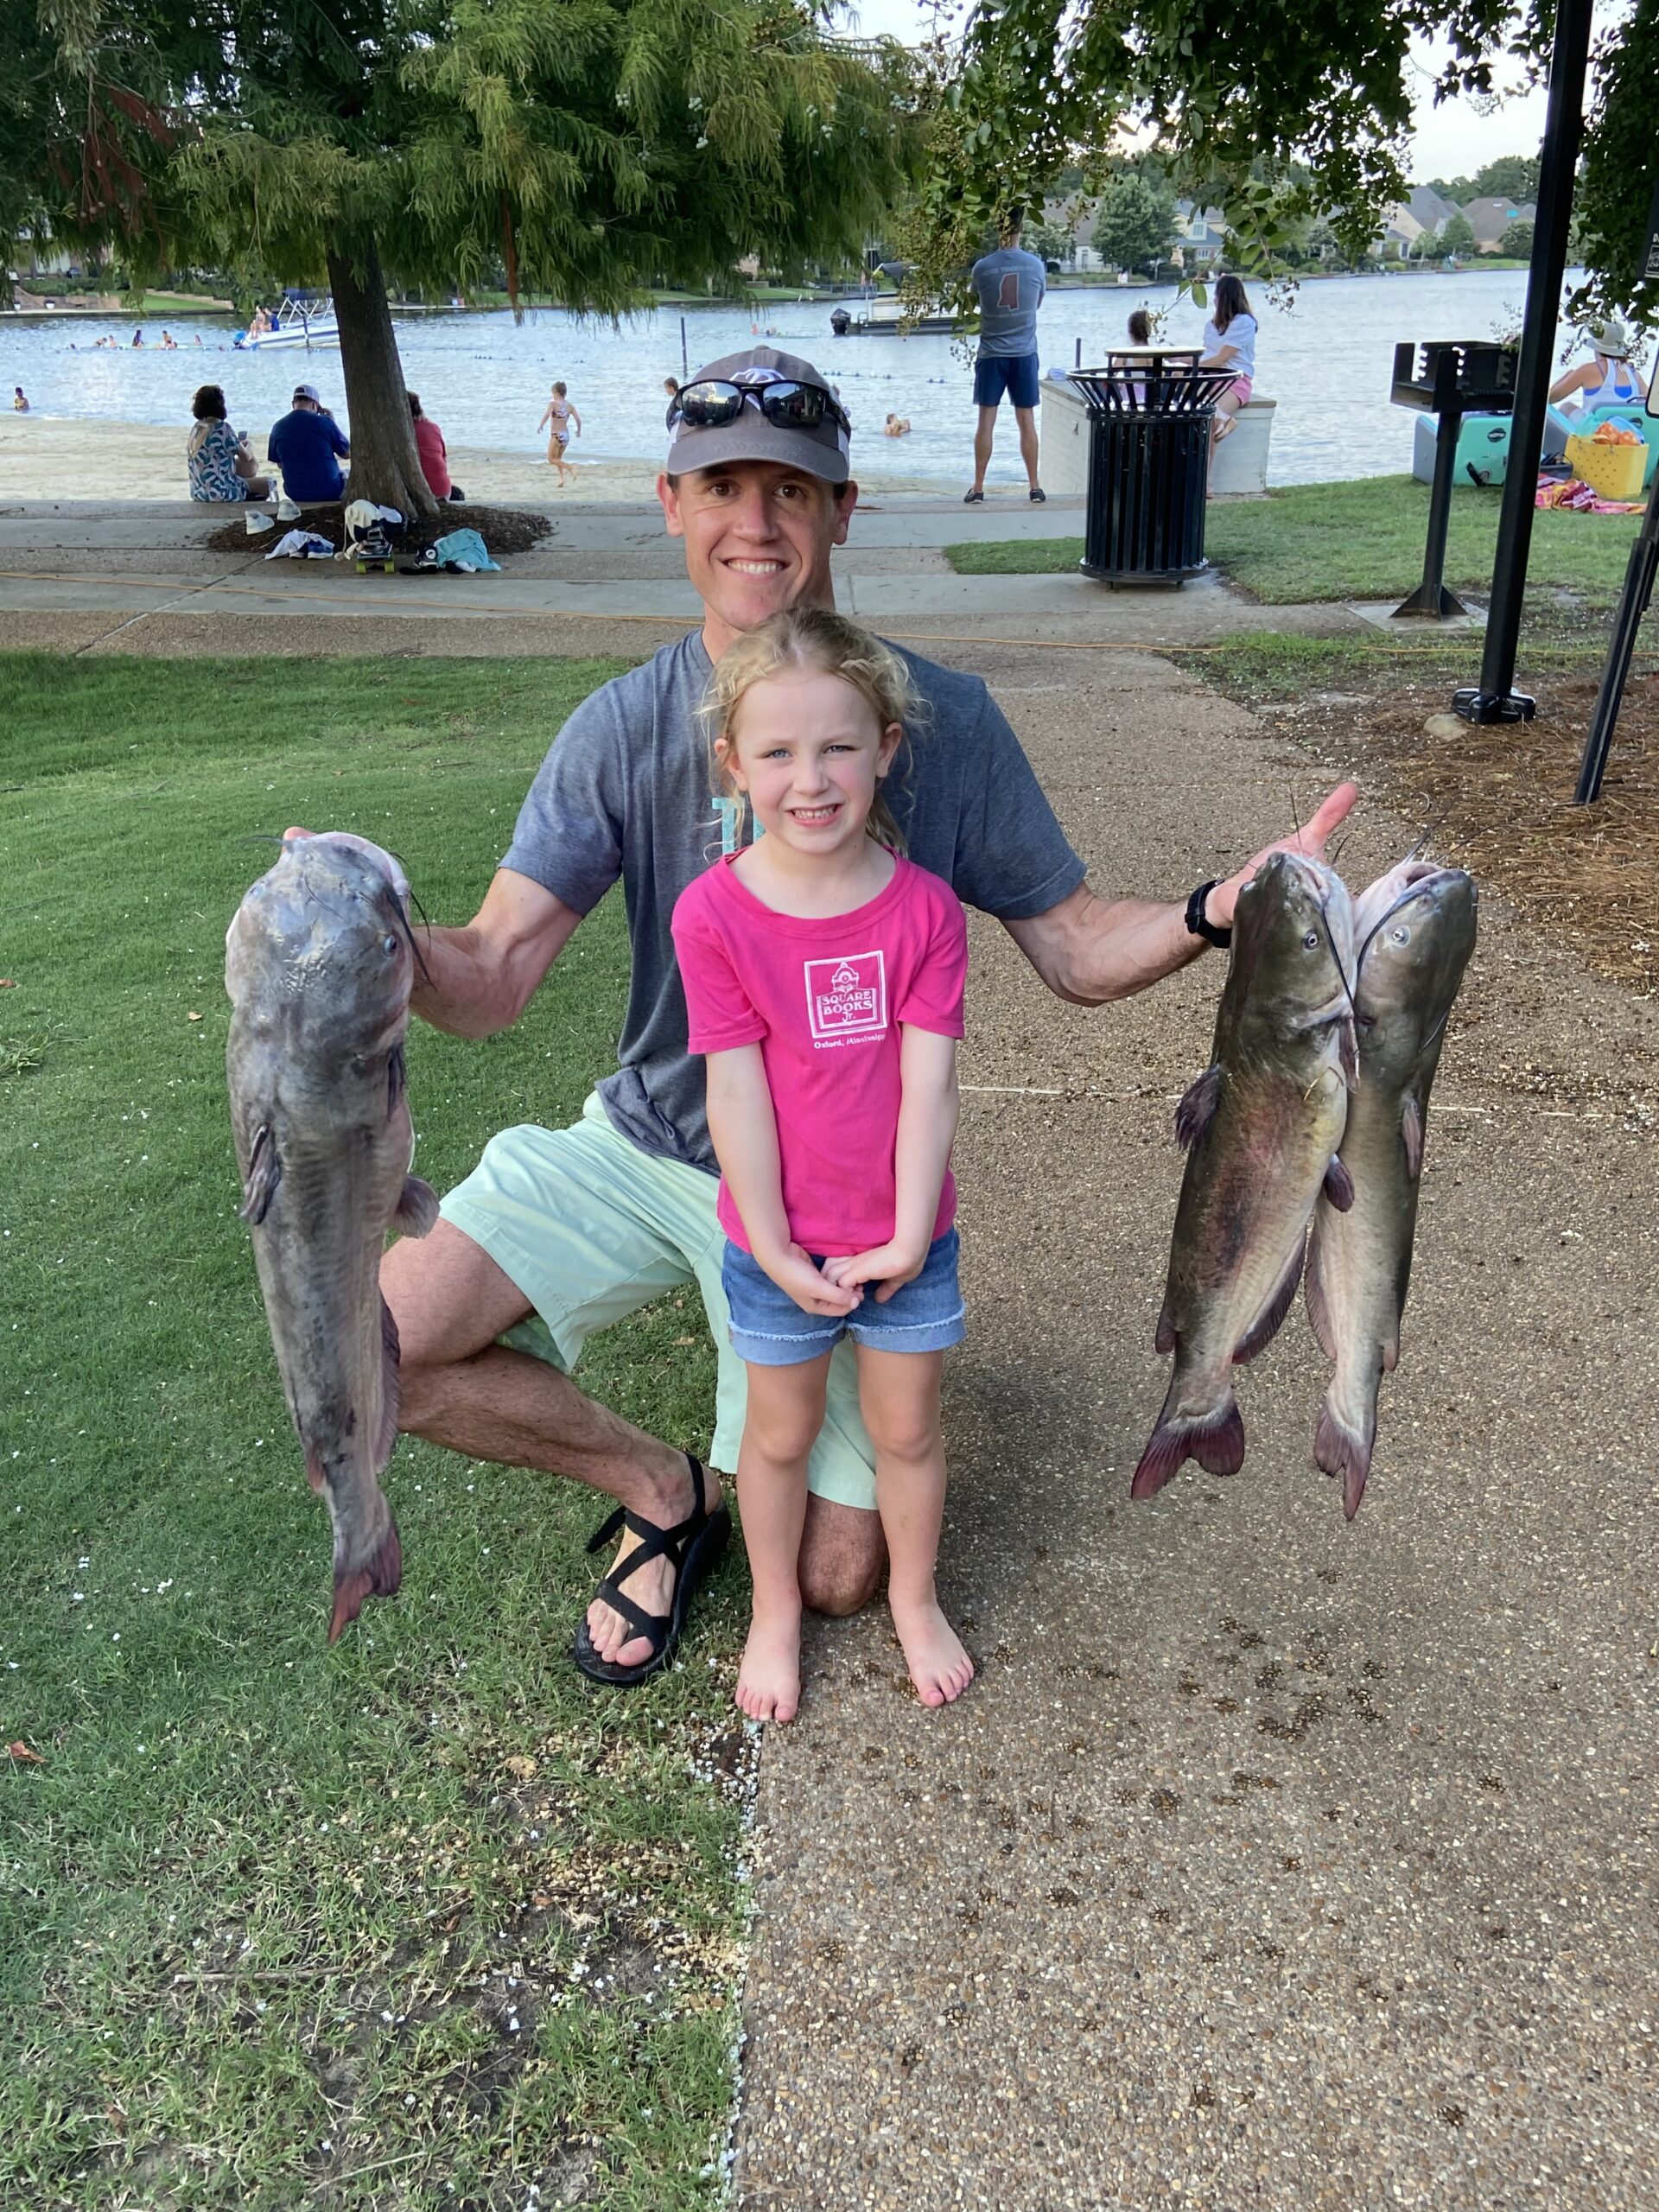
[357,345,1353,1692]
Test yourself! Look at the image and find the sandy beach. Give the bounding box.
[0,416,944,505]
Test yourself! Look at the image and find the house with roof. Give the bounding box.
[1376,185,1463,259]
[1463,196,1534,251]
[1173,202,1229,269]
[1038,198,1104,272]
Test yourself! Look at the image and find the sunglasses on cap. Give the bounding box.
[666,377,850,436]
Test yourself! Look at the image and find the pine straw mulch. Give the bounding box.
[199,501,552,559]
[1255,666,1659,1000]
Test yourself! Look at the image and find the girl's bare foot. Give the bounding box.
[890,1597,975,1707]
[736,1607,802,1724]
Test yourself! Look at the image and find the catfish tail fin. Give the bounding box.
[1132,1392,1246,1500]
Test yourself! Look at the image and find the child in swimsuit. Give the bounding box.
[537,382,582,486]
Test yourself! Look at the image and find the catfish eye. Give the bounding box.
[1302,930,1319,950]
[382,934,399,955]
[1392,925,1410,945]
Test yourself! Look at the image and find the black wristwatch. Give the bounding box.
[1184,879,1232,950]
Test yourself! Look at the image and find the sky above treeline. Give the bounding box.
[843,1,1624,186]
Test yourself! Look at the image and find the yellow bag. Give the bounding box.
[1566,429,1647,501]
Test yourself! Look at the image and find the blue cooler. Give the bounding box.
[1412,411,1514,487]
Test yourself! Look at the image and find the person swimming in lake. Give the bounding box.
[883,413,911,436]
[537,381,582,486]
[13,388,29,412]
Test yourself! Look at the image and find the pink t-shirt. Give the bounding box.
[671,853,968,1255]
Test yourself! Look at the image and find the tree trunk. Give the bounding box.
[327,237,441,522]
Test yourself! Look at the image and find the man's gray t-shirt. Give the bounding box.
[502,631,1085,1173]
[970,245,1046,359]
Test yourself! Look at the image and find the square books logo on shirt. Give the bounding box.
[804,950,887,1045]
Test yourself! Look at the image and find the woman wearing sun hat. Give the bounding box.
[1550,320,1643,413]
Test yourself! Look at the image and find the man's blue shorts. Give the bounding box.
[722,1230,967,1367]
[973,353,1040,410]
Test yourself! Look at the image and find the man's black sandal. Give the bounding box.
[963,488,985,503]
[570,1454,731,1688]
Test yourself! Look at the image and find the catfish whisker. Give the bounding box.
[390,898,432,987]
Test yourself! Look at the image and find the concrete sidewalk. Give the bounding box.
[0,496,1367,654]
[731,639,1659,2209]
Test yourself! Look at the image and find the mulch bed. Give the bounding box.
[199,501,551,559]
[1256,668,1659,997]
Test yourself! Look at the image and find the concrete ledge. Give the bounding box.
[1039,377,1275,497]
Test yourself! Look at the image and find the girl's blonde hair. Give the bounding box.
[701,607,920,852]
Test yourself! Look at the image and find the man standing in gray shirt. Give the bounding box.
[964,207,1048,505]
[370,343,1353,1693]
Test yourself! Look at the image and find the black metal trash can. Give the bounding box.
[1068,353,1239,585]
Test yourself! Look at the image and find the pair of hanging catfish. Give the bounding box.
[1135,848,1478,1521]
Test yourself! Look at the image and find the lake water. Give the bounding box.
[2,268,1613,486]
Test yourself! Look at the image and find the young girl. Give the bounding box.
[671,608,975,1726]
[537,380,582,485]
[1199,273,1258,448]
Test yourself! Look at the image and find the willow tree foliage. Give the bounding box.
[908,0,1657,334]
[9,1,924,512]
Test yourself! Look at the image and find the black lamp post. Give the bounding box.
[1452,0,1596,725]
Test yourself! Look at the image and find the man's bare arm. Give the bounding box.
[1004,781,1358,1006]
[412,868,584,1039]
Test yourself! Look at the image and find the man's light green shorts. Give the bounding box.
[439,1094,878,1512]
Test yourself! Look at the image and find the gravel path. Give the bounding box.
[731,640,1659,2210]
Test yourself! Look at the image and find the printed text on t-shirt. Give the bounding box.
[804,950,887,1046]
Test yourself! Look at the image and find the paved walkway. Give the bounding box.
[730,637,1659,2209]
[0,497,1368,654]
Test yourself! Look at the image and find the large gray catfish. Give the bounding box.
[1305,861,1478,1519]
[1134,851,1357,1500]
[226,832,438,1641]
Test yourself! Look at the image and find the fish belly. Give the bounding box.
[1308,1089,1418,1518]
[1136,1069,1344,1499]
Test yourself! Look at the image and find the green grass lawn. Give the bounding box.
[944,474,1647,602]
[0,654,752,2212]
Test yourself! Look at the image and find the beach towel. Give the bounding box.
[429,528,499,572]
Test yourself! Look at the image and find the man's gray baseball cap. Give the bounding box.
[665,346,851,484]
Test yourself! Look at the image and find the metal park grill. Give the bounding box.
[1067,350,1238,585]
[1389,340,1520,619]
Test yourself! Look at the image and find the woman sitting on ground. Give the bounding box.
[408,391,464,501]
[1549,321,1643,416]
[186,385,272,503]
[1198,274,1258,448]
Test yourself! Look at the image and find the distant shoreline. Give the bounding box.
[0,414,944,505]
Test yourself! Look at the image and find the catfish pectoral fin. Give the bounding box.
[327,1511,404,1643]
[1132,1395,1246,1499]
[1173,1064,1221,1150]
[1322,1155,1355,1211]
[239,1124,281,1224]
[395,1175,440,1236]
[1313,1398,1374,1522]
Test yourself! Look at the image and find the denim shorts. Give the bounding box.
[973,353,1040,410]
[722,1230,966,1367]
